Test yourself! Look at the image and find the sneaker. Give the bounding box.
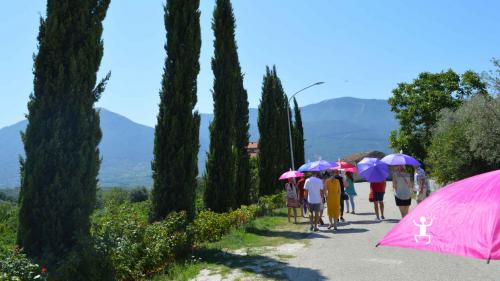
[340,217,345,222]
[314,227,319,232]
[351,211,356,214]
[381,216,385,220]
[334,226,337,231]
[310,225,314,231]
[376,216,380,221]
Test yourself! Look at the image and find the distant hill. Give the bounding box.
[0,97,397,187]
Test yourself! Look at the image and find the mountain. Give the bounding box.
[0,97,398,187]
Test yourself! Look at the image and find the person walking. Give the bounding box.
[344,172,357,214]
[285,178,299,223]
[324,172,341,230]
[334,170,346,222]
[370,181,386,220]
[304,172,324,231]
[414,166,428,204]
[297,176,307,217]
[392,165,413,217]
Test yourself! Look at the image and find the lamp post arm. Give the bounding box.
[286,81,325,171]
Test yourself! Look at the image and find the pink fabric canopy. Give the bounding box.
[279,170,304,180]
[379,169,500,262]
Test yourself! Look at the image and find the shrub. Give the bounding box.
[0,248,48,281]
[191,210,232,243]
[91,201,189,280]
[0,202,18,254]
[255,192,285,216]
[102,188,130,206]
[129,187,149,203]
[192,192,284,244]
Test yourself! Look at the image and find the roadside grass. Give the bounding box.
[152,208,310,281]
[209,208,309,250]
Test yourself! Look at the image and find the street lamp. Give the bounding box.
[287,81,325,170]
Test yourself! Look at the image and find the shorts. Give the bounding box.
[308,203,321,212]
[374,192,385,202]
[395,196,411,206]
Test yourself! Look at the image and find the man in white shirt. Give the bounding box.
[304,172,324,231]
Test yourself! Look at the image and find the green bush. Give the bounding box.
[0,192,285,281]
[102,188,130,206]
[255,192,285,216]
[191,210,232,243]
[91,201,189,280]
[129,187,149,203]
[0,202,17,254]
[192,192,284,244]
[0,248,48,281]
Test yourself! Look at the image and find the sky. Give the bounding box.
[1,0,499,128]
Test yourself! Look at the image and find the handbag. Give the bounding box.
[369,191,375,203]
[342,193,349,200]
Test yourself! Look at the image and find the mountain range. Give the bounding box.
[0,97,398,187]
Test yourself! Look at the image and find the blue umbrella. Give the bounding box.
[381,152,420,166]
[298,162,313,172]
[305,160,338,172]
[357,157,389,182]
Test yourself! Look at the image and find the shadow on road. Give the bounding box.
[355,212,376,216]
[383,219,400,223]
[333,227,369,234]
[246,227,329,239]
[349,220,382,225]
[195,248,328,280]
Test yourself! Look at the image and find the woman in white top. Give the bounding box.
[392,165,413,218]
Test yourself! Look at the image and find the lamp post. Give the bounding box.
[287,81,325,170]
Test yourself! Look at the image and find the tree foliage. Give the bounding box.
[292,98,305,169]
[228,1,251,208]
[482,58,500,95]
[17,0,111,274]
[388,69,487,162]
[258,66,290,196]
[151,0,201,222]
[205,0,243,212]
[428,94,500,183]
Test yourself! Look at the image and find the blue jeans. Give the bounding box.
[345,196,355,211]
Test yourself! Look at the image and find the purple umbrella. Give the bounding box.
[357,157,389,182]
[381,152,420,166]
[306,160,338,172]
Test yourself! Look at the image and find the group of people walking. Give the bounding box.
[285,169,357,231]
[284,165,430,231]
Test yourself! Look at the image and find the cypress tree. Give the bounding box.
[17,0,111,270]
[151,0,201,222]
[230,9,251,208]
[205,0,241,212]
[258,66,290,196]
[292,98,305,168]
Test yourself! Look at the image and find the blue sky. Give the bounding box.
[1,0,499,128]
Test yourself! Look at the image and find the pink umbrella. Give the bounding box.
[279,170,304,180]
[378,169,500,263]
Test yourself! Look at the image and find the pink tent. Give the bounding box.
[378,169,500,263]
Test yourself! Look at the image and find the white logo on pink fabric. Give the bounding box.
[413,216,432,245]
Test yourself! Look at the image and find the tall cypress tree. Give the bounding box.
[18,0,110,269]
[205,0,241,212]
[258,66,290,196]
[151,0,201,222]
[292,98,305,168]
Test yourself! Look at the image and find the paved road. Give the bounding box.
[285,182,500,281]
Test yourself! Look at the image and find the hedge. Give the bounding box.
[0,192,285,280]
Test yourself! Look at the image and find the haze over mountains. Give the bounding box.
[0,97,398,187]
